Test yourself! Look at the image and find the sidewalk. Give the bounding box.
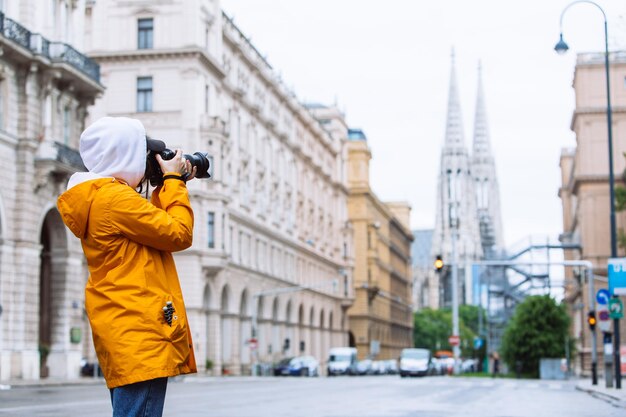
[1,376,105,390]
[575,378,626,407]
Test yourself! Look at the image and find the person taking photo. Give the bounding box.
[57,116,198,417]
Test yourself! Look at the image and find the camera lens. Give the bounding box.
[184,152,211,178]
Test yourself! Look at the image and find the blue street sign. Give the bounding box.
[597,289,611,305]
[473,337,483,350]
[608,258,626,296]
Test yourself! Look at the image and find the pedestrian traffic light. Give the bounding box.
[587,311,597,331]
[434,255,444,272]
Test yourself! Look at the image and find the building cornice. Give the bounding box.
[570,174,623,195]
[89,47,226,79]
[349,186,414,240]
[570,106,626,131]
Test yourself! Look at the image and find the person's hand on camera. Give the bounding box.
[156,149,197,181]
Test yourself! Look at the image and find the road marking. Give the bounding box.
[0,399,110,413]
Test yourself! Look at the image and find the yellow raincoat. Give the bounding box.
[56,117,197,388]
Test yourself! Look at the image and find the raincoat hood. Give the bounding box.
[68,117,147,190]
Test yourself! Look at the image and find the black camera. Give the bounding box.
[146,137,211,186]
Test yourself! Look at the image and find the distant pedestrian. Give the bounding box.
[491,351,500,378]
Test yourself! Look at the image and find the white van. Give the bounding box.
[327,347,357,376]
[399,348,431,377]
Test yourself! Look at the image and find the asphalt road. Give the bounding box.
[0,375,622,417]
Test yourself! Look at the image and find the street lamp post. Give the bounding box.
[447,169,461,374]
[555,0,619,389]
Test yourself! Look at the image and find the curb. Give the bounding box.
[575,384,626,407]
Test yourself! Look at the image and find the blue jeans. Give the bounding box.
[110,377,168,417]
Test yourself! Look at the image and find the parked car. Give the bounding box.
[356,359,373,375]
[461,358,477,373]
[435,350,455,375]
[287,356,320,377]
[273,357,294,376]
[399,348,431,377]
[385,359,399,375]
[327,347,358,376]
[430,357,445,375]
[371,361,386,375]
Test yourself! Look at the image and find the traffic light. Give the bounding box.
[434,255,444,272]
[587,311,597,331]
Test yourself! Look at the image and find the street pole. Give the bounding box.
[451,225,460,374]
[604,17,621,387]
[447,169,460,374]
[555,0,618,389]
[587,267,598,386]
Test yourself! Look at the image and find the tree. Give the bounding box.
[500,295,570,377]
[413,307,480,358]
[413,308,450,352]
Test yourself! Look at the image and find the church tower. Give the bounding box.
[471,63,505,257]
[431,51,483,308]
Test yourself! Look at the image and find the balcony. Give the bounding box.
[200,114,230,137]
[49,42,100,82]
[0,12,100,85]
[35,141,86,190]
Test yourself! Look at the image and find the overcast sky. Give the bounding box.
[221,0,626,249]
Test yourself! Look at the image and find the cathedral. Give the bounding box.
[425,53,505,309]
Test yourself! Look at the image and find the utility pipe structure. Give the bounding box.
[474,260,597,385]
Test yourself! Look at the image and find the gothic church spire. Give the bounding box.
[444,49,466,149]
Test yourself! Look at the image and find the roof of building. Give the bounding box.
[347,128,367,141]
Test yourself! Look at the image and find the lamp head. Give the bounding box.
[554,33,569,55]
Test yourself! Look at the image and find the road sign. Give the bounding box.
[473,337,483,350]
[448,335,460,346]
[609,298,624,320]
[608,258,626,296]
[248,338,258,350]
[598,306,611,332]
[597,289,611,305]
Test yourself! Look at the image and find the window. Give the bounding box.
[138,18,153,49]
[207,212,215,248]
[205,22,210,50]
[0,79,4,129]
[137,77,153,112]
[205,84,210,114]
[63,106,71,144]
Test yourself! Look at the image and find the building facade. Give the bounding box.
[428,54,505,310]
[0,0,103,381]
[84,0,354,376]
[559,51,626,376]
[344,131,414,360]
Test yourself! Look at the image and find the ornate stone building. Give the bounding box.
[343,128,414,360]
[306,105,414,359]
[559,51,626,376]
[84,0,354,376]
[0,0,103,381]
